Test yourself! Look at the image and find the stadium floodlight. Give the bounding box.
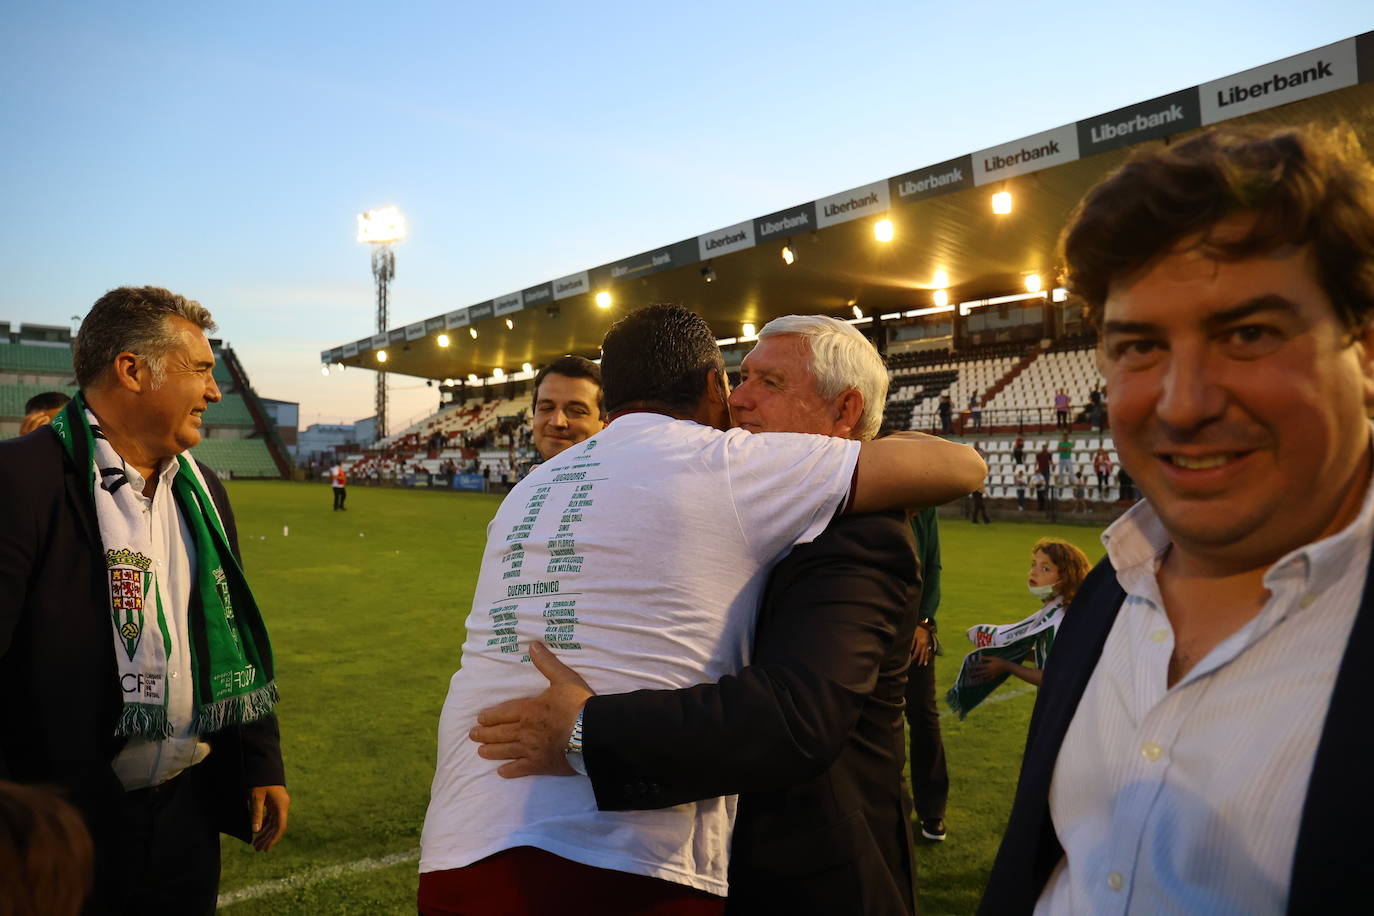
[1024,273,1042,293]
[873,218,894,243]
[442,377,455,386]
[358,205,405,441]
[991,191,1013,215]
[505,318,514,330]
[781,244,795,265]
[336,362,346,371]
[521,362,533,373]
[742,323,756,339]
[852,305,864,320]
[932,269,950,288]
[467,373,479,383]
[469,327,478,339]
[934,289,949,307]
[595,291,612,309]
[320,365,330,376]
[436,333,450,347]
[700,265,716,283]
[493,367,505,379]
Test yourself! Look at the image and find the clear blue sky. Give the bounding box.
[2,1,1369,427]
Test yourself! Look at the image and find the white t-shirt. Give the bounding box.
[420,413,860,894]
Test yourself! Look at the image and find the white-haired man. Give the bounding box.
[473,314,930,915]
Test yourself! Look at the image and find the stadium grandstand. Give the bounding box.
[0,325,294,480]
[320,33,1374,515]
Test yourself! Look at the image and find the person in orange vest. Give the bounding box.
[330,462,347,510]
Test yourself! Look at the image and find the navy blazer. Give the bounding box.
[979,553,1374,915]
[0,426,284,848]
[584,511,922,915]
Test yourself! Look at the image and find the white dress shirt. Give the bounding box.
[110,458,211,790]
[1036,469,1374,916]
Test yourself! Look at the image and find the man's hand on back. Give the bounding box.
[471,642,594,778]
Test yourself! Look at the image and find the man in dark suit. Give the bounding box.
[981,127,1374,914]
[0,286,287,915]
[473,314,931,914]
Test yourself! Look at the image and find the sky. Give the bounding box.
[2,1,1370,429]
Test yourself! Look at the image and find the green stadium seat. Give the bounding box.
[0,383,79,420]
[0,343,75,375]
[189,438,280,479]
[201,393,257,427]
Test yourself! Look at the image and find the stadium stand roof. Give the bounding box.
[324,32,1374,382]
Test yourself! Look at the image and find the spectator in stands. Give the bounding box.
[970,481,991,524]
[1071,470,1089,514]
[1035,442,1053,481]
[1092,446,1113,497]
[1035,469,1050,511]
[531,356,606,462]
[0,286,287,914]
[19,391,71,436]
[1087,386,1105,432]
[1012,435,1025,465]
[905,507,950,844]
[1056,434,1074,478]
[329,462,346,510]
[938,394,952,433]
[983,126,1374,914]
[0,780,94,916]
[447,308,986,916]
[1054,388,1070,429]
[1014,468,1028,511]
[970,394,983,430]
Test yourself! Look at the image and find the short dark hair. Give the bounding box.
[1062,125,1374,331]
[532,356,604,418]
[72,286,216,389]
[0,781,94,916]
[24,391,71,414]
[599,305,724,415]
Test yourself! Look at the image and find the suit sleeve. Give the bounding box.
[584,514,916,811]
[200,463,287,788]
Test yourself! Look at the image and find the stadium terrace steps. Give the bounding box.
[0,382,79,418]
[0,342,76,375]
[189,437,279,479]
[201,393,258,427]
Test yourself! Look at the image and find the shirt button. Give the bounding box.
[1107,871,1124,891]
[1150,629,1168,643]
[1141,742,1163,762]
[171,671,179,678]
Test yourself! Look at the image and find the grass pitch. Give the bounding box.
[216,481,1106,915]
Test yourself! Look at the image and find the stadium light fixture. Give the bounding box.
[933,289,949,308]
[469,327,478,339]
[358,205,405,440]
[442,377,455,386]
[521,362,533,373]
[376,349,388,363]
[873,218,894,243]
[991,191,1013,215]
[932,269,950,288]
[493,367,505,379]
[336,362,346,371]
[320,365,330,376]
[467,373,479,384]
[436,333,450,348]
[356,206,406,244]
[505,318,514,330]
[852,305,864,320]
[1024,273,1042,293]
[595,290,612,309]
[781,244,795,265]
[742,323,756,339]
[701,265,716,283]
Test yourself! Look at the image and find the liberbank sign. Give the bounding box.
[342,32,1374,361]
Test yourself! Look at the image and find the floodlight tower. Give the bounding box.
[357,206,406,440]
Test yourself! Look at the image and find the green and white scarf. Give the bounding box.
[52,395,277,739]
[945,598,1063,720]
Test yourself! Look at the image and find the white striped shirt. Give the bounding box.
[1035,468,1374,916]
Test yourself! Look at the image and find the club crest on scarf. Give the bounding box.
[106,547,152,662]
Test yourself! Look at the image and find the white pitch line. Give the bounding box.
[217,689,1034,905]
[940,686,1034,718]
[217,848,419,907]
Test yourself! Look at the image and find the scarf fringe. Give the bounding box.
[117,704,172,740]
[193,682,280,734]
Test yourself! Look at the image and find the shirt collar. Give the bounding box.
[124,456,182,498]
[1102,424,1374,595]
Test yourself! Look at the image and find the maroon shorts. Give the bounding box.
[417,846,726,916]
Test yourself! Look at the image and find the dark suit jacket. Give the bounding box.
[980,554,1374,915]
[584,511,922,915]
[0,426,285,850]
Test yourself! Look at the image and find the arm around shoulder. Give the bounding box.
[851,432,986,513]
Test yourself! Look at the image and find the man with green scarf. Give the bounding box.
[0,286,287,915]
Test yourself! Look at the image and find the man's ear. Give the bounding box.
[833,388,864,437]
[1356,320,1374,414]
[111,352,147,394]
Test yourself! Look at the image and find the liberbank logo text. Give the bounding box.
[1216,59,1334,108]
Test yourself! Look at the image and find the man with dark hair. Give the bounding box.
[0,286,287,916]
[419,305,984,915]
[982,126,1374,914]
[530,356,605,461]
[20,391,71,435]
